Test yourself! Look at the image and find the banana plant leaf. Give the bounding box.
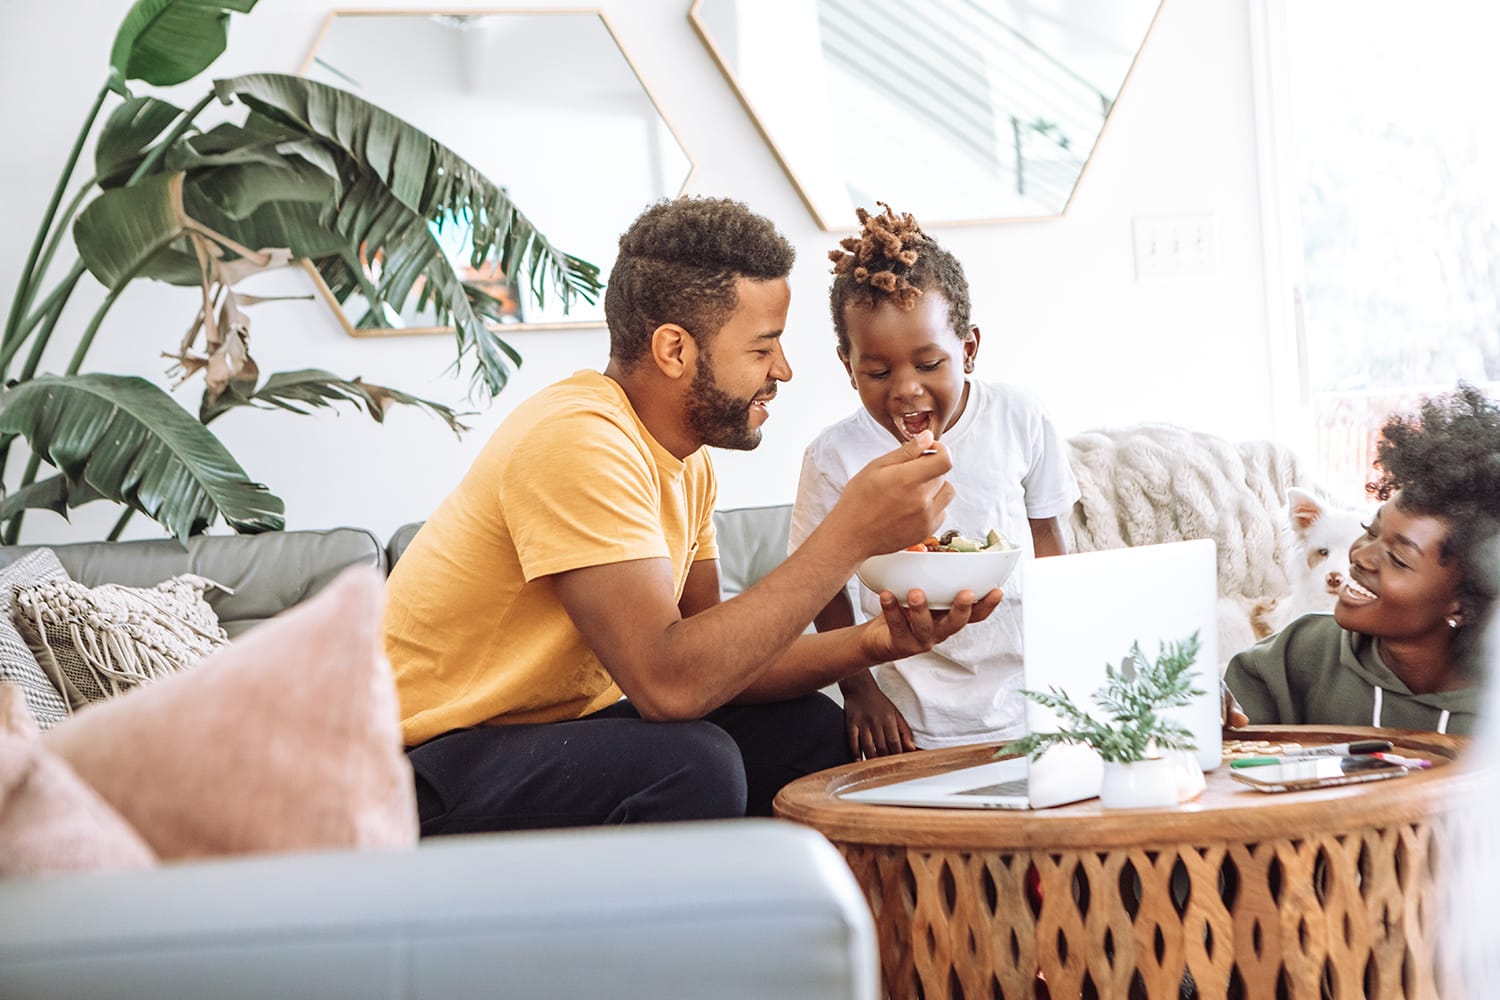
[164,117,316,174]
[95,96,184,188]
[73,172,198,290]
[73,168,326,293]
[0,373,284,541]
[74,75,600,397]
[199,368,470,436]
[216,73,602,305]
[0,475,108,524]
[109,0,258,94]
[324,174,521,396]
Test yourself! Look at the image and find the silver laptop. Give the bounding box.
[838,539,1223,809]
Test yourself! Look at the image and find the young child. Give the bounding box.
[788,203,1080,757]
[1225,384,1500,735]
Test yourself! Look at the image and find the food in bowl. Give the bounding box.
[857,530,1021,610]
[904,528,1010,552]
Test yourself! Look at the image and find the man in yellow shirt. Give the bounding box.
[385,196,1001,834]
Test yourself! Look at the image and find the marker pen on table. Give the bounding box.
[1229,740,1395,769]
[1231,754,1369,769]
[1280,740,1392,758]
[1371,751,1432,769]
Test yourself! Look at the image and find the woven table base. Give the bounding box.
[843,818,1446,1000]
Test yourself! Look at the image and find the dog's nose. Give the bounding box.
[1326,571,1344,592]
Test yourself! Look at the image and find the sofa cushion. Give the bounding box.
[386,521,423,568]
[0,683,155,877]
[0,528,386,638]
[712,505,795,599]
[39,566,418,861]
[11,573,229,709]
[0,550,71,730]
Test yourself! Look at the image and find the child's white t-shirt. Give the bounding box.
[788,379,1079,749]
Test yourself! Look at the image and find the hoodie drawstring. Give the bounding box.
[1373,684,1453,732]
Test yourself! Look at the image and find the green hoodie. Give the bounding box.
[1225,613,1479,736]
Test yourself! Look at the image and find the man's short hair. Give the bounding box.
[604,196,796,367]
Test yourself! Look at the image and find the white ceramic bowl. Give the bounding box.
[856,546,1022,610]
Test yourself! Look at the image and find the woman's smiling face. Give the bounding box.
[838,291,977,444]
[1334,493,1463,641]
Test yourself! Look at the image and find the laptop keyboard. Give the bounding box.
[956,778,1029,797]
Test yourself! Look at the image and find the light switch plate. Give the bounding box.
[1132,214,1218,279]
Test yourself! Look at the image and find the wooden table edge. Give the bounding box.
[774,725,1480,850]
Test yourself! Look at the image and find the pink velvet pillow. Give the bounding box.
[41,566,418,861]
[0,683,156,877]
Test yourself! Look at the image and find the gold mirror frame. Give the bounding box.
[299,8,695,336]
[689,0,1163,228]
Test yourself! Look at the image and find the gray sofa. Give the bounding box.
[0,518,877,1000]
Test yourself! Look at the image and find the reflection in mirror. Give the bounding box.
[300,10,693,333]
[690,0,1160,227]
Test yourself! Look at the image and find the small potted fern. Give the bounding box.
[1000,632,1206,808]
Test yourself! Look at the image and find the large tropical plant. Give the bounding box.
[0,0,602,543]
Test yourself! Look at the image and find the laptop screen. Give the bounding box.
[1020,539,1223,772]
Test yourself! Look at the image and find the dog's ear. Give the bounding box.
[1285,486,1326,535]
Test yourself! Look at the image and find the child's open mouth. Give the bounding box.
[897,411,934,439]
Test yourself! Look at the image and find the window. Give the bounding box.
[1258,1,1500,497]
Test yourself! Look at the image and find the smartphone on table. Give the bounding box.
[1230,754,1409,793]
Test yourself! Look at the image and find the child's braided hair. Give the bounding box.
[827,202,972,356]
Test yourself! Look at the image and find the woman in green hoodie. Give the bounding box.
[1225,384,1500,736]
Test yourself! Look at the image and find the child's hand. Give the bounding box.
[839,671,916,759]
[859,585,1004,663]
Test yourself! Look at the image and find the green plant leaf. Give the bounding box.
[327,175,522,396]
[200,368,470,437]
[0,474,108,523]
[215,73,601,304]
[95,96,185,187]
[210,72,602,396]
[72,172,192,290]
[0,373,284,540]
[108,0,258,93]
[1002,631,1204,764]
[73,169,318,292]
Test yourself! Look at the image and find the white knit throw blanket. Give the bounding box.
[1064,423,1308,604]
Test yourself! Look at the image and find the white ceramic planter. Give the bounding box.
[1098,757,1181,809]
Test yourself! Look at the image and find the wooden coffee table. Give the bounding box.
[773,725,1473,1000]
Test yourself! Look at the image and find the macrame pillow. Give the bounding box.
[10,573,231,709]
[0,550,72,729]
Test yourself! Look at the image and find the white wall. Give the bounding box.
[0,0,1274,545]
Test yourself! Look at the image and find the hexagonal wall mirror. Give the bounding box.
[300,10,694,333]
[690,0,1161,228]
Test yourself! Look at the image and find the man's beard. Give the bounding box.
[685,355,768,451]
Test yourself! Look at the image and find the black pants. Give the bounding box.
[406,693,850,836]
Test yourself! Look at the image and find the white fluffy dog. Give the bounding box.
[1250,486,1369,639]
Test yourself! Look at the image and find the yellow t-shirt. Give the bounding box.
[386,370,719,746]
